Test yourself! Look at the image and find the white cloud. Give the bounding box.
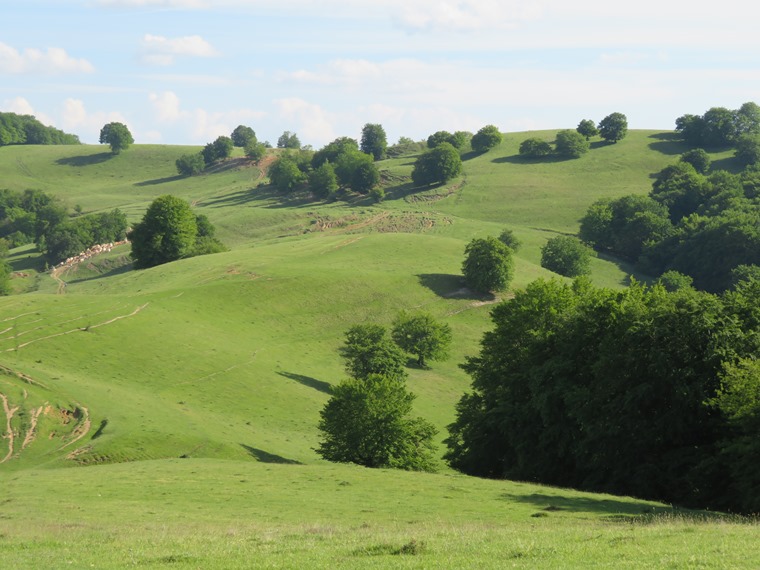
[148,91,265,143]
[0,42,94,75]
[140,34,218,66]
[276,98,336,147]
[61,99,131,143]
[393,0,545,32]
[0,97,55,126]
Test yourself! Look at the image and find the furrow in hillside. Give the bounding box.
[0,392,18,463]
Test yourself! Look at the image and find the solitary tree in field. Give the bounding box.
[411,142,462,186]
[471,125,503,153]
[231,125,256,148]
[519,137,552,158]
[176,153,205,176]
[99,122,134,154]
[555,130,590,158]
[598,112,628,143]
[129,195,198,269]
[360,123,388,161]
[462,236,514,293]
[391,311,452,368]
[317,373,438,471]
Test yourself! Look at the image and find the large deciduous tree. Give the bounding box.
[99,122,134,154]
[411,142,462,187]
[391,311,452,368]
[597,112,628,143]
[360,123,388,161]
[341,324,407,381]
[471,125,503,153]
[462,236,514,293]
[231,125,256,148]
[129,195,199,269]
[277,131,301,149]
[540,235,595,277]
[554,130,589,158]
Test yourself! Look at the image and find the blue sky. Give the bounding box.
[2,0,759,148]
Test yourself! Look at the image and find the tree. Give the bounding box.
[202,136,234,166]
[411,142,462,187]
[498,228,522,252]
[268,155,306,193]
[129,195,198,269]
[277,131,301,149]
[540,235,595,277]
[576,119,598,140]
[316,373,438,471]
[735,134,760,166]
[0,257,9,296]
[471,125,502,153]
[427,130,454,148]
[656,270,694,291]
[519,137,552,158]
[360,123,387,160]
[176,153,205,176]
[99,122,133,154]
[554,129,589,158]
[701,107,737,147]
[597,112,628,143]
[312,137,358,168]
[309,161,339,200]
[462,236,514,293]
[340,324,407,381]
[391,311,452,368]
[679,148,711,174]
[650,162,708,222]
[245,141,267,163]
[231,125,256,147]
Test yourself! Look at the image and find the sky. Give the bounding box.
[2,0,760,148]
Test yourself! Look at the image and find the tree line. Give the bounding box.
[0,112,80,146]
[0,188,127,267]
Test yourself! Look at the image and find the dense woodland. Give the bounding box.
[0,112,80,146]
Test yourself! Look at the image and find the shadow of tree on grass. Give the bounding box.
[417,273,494,301]
[277,371,332,394]
[240,444,303,465]
[56,153,113,166]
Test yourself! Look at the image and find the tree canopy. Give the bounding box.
[445,276,760,513]
[554,129,589,158]
[462,236,514,293]
[411,142,462,187]
[340,324,407,381]
[540,235,595,277]
[0,112,80,146]
[519,137,552,158]
[576,119,598,140]
[99,122,133,154]
[360,123,387,161]
[597,112,628,143]
[391,311,452,368]
[277,131,301,149]
[471,125,502,153]
[231,125,256,147]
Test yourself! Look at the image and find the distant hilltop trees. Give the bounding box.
[0,112,80,146]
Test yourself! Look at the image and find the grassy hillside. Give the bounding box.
[1,134,756,567]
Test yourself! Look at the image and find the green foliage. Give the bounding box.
[41,209,128,264]
[269,155,307,193]
[519,137,552,158]
[446,277,760,512]
[470,125,503,153]
[462,236,514,293]
[312,137,359,168]
[650,162,708,222]
[597,112,628,143]
[391,311,452,368]
[676,103,760,148]
[576,119,599,140]
[679,148,711,174]
[316,374,438,471]
[99,122,133,154]
[0,112,80,146]
[411,142,462,187]
[426,130,455,148]
[230,125,256,148]
[277,131,301,149]
[369,186,385,203]
[554,130,589,158]
[579,194,673,261]
[497,228,521,252]
[308,161,339,200]
[655,270,694,291]
[176,153,205,176]
[387,136,425,157]
[540,235,595,277]
[360,123,387,160]
[340,324,407,381]
[244,141,267,163]
[734,134,760,166]
[0,257,9,295]
[202,136,234,166]
[129,195,199,269]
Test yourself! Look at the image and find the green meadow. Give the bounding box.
[0,133,756,568]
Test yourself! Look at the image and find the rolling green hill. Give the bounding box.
[1,133,756,568]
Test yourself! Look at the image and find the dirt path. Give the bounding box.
[51,265,69,294]
[22,404,45,450]
[0,392,18,464]
[2,303,149,352]
[0,364,49,389]
[256,154,277,180]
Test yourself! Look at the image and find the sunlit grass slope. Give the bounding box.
[0,134,754,568]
